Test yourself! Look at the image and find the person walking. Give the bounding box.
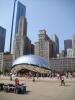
[60,75,65,86]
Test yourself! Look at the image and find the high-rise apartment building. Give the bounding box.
[0,26,6,52]
[35,30,53,61]
[15,1,26,34]
[51,34,59,57]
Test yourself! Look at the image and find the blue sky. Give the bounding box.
[0,0,75,52]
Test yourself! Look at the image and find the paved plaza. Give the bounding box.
[0,77,75,100]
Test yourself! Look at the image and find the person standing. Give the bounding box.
[10,73,12,81]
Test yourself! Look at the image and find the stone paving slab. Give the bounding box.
[0,77,75,100]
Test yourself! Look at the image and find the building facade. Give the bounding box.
[67,48,73,58]
[3,52,13,69]
[13,16,31,60]
[49,58,75,72]
[0,53,3,72]
[15,1,26,34]
[0,52,12,73]
[72,35,75,57]
[64,39,72,56]
[31,44,34,54]
[35,30,53,61]
[0,26,6,52]
[51,34,59,57]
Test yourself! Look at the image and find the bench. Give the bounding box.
[3,84,15,92]
[15,84,26,94]
[3,83,26,94]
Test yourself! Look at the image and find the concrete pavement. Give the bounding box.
[0,77,75,100]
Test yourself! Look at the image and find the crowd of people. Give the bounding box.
[1,70,75,86]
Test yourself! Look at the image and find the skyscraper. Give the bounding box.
[72,35,75,57]
[13,16,31,60]
[51,34,59,57]
[64,39,72,50]
[0,26,6,52]
[35,30,53,61]
[13,1,31,60]
[15,1,26,34]
[64,39,72,56]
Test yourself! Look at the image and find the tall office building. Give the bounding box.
[31,44,34,54]
[64,39,72,50]
[64,39,72,56]
[0,26,6,52]
[67,48,73,58]
[51,34,59,57]
[13,1,31,60]
[35,30,53,61]
[15,1,26,34]
[13,16,31,60]
[72,35,75,57]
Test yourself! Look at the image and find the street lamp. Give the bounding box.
[9,0,17,53]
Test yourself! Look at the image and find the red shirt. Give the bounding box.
[15,80,19,85]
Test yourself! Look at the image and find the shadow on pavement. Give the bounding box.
[25,90,31,95]
[59,84,71,87]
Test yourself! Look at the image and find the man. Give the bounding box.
[60,75,65,86]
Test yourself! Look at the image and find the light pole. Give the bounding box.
[9,0,17,53]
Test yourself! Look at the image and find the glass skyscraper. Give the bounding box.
[64,39,72,56]
[64,39,72,51]
[51,34,59,57]
[15,1,26,34]
[0,26,6,52]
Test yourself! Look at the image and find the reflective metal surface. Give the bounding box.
[12,55,49,68]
